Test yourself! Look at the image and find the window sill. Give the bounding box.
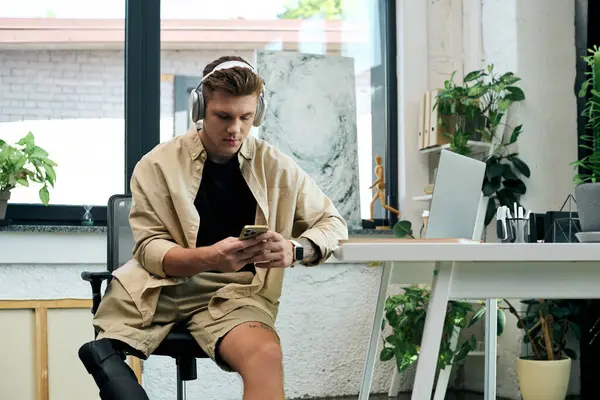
[0,224,106,234]
[0,224,391,237]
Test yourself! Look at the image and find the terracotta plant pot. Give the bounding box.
[517,356,571,400]
[0,190,10,220]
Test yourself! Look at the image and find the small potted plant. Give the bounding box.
[0,132,56,221]
[504,299,581,400]
[573,45,600,233]
[435,64,526,156]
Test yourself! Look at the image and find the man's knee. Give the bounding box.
[78,338,149,400]
[239,341,283,375]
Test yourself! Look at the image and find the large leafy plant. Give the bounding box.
[573,45,600,184]
[431,65,531,227]
[379,285,506,373]
[504,299,581,361]
[0,132,57,205]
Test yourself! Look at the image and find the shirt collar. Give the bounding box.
[183,125,254,161]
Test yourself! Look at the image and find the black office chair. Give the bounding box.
[81,194,208,400]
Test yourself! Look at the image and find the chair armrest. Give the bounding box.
[81,271,112,314]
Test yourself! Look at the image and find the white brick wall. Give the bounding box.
[0,49,254,124]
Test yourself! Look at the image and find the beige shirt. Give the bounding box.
[112,128,348,327]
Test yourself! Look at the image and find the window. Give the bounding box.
[3,0,398,228]
[1,3,127,224]
[160,0,398,228]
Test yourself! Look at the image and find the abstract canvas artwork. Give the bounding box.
[256,51,361,225]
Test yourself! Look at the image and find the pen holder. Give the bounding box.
[503,217,530,243]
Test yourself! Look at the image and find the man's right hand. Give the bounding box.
[208,237,263,273]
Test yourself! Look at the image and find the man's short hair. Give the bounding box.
[202,55,263,99]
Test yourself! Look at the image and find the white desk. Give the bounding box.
[334,239,600,400]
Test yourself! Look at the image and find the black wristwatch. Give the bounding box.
[290,240,304,263]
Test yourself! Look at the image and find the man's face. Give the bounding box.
[199,89,258,162]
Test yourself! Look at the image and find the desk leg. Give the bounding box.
[358,261,393,400]
[411,262,453,400]
[432,326,460,400]
[484,298,497,400]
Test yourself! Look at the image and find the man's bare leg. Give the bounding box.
[217,321,284,400]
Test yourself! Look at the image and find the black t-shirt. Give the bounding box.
[194,156,257,273]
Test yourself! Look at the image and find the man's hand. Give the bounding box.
[209,236,264,273]
[243,231,294,269]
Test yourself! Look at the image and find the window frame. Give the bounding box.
[5,0,161,226]
[5,0,399,228]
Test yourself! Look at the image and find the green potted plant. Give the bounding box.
[0,132,56,220]
[435,65,526,156]
[379,285,506,375]
[573,45,600,233]
[503,299,581,400]
[434,65,530,227]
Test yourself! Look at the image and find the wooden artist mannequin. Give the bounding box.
[369,155,401,223]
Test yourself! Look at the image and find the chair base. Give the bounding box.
[176,356,197,400]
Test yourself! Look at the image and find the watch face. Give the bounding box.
[295,245,304,261]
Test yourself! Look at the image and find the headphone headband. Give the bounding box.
[199,60,256,84]
[189,59,267,127]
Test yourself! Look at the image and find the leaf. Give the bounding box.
[579,80,590,98]
[454,339,474,362]
[484,196,497,226]
[16,178,29,187]
[44,164,56,187]
[486,163,504,180]
[39,185,50,206]
[30,146,49,158]
[17,132,35,147]
[500,73,521,85]
[468,306,486,328]
[505,86,526,101]
[497,308,506,336]
[380,347,394,362]
[496,188,517,207]
[393,220,413,238]
[482,177,502,196]
[508,155,531,178]
[564,348,578,360]
[464,70,482,82]
[568,321,581,341]
[498,98,510,112]
[509,124,523,144]
[502,164,518,180]
[503,179,527,195]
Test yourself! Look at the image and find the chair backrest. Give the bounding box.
[107,194,135,273]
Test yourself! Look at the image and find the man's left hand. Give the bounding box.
[243,231,294,268]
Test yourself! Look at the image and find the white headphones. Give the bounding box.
[189,60,267,127]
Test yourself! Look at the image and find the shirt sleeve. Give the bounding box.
[128,162,181,278]
[294,173,348,266]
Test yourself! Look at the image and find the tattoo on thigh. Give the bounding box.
[248,322,272,331]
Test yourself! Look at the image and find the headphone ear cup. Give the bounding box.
[189,86,205,124]
[253,94,266,127]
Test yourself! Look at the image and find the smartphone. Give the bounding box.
[239,225,269,240]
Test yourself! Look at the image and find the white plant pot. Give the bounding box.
[517,356,571,400]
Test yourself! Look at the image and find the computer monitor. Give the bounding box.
[425,150,487,240]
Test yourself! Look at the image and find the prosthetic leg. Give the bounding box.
[79,338,150,400]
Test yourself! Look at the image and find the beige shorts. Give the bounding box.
[92,272,276,371]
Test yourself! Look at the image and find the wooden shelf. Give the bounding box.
[419,141,493,155]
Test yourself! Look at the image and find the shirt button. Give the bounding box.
[196,165,201,171]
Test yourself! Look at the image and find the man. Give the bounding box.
[78,55,348,400]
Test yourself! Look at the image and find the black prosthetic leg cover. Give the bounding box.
[78,338,149,400]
